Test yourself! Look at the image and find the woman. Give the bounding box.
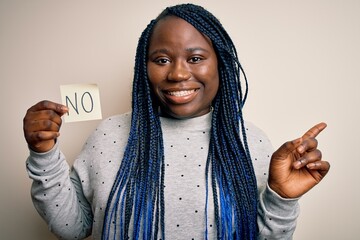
[24,4,330,240]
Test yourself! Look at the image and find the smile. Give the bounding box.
[163,88,200,104]
[167,89,197,97]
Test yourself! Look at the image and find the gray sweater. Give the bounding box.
[26,112,299,240]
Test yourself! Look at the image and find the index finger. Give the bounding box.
[302,122,327,139]
[29,100,68,115]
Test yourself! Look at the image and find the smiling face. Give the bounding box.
[147,16,219,119]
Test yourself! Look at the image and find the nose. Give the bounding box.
[167,61,191,81]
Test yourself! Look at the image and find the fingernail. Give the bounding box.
[297,145,304,153]
[294,160,302,169]
[307,163,315,169]
[61,105,69,112]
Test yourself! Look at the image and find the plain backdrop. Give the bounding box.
[1,0,359,239]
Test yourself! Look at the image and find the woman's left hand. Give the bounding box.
[268,122,331,198]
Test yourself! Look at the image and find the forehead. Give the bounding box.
[149,16,213,49]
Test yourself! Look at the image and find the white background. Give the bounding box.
[1,0,359,239]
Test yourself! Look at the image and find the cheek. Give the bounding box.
[147,65,165,103]
[199,59,219,84]
[147,64,156,86]
[206,67,219,93]
[147,64,166,88]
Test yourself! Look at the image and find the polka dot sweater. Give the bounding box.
[26,112,299,240]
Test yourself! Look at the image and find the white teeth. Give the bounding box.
[167,89,195,97]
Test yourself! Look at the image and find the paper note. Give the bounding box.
[60,84,102,123]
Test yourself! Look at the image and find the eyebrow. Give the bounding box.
[186,47,209,53]
[148,48,169,57]
[148,47,210,57]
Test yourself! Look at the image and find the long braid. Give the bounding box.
[166,4,258,239]
[102,18,166,240]
[102,3,257,240]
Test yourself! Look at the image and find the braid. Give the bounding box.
[102,19,166,240]
[166,4,258,239]
[102,3,257,240]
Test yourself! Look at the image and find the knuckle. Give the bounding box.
[285,141,294,149]
[35,132,43,141]
[42,119,53,130]
[24,131,32,142]
[317,150,322,159]
[40,100,50,107]
[48,109,59,119]
[26,132,38,145]
[23,108,34,122]
[23,116,29,127]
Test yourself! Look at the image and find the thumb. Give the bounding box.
[56,104,69,117]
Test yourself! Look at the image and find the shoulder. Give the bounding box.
[85,112,132,145]
[75,113,131,168]
[243,120,274,158]
[94,112,131,133]
[244,121,272,147]
[243,121,273,155]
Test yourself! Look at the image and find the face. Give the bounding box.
[147,16,219,119]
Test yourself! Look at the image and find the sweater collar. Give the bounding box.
[159,111,212,132]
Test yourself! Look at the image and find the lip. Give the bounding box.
[162,88,199,104]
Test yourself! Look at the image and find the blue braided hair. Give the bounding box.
[102,3,257,240]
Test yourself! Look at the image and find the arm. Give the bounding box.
[24,101,93,239]
[246,122,300,239]
[257,184,299,239]
[257,122,330,239]
[26,144,93,239]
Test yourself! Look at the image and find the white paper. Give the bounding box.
[60,84,102,123]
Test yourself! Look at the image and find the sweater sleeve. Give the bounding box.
[26,142,93,240]
[244,121,300,240]
[257,184,300,239]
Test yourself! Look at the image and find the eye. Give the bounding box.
[188,56,203,63]
[153,57,170,65]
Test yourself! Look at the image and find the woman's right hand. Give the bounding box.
[23,100,68,153]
